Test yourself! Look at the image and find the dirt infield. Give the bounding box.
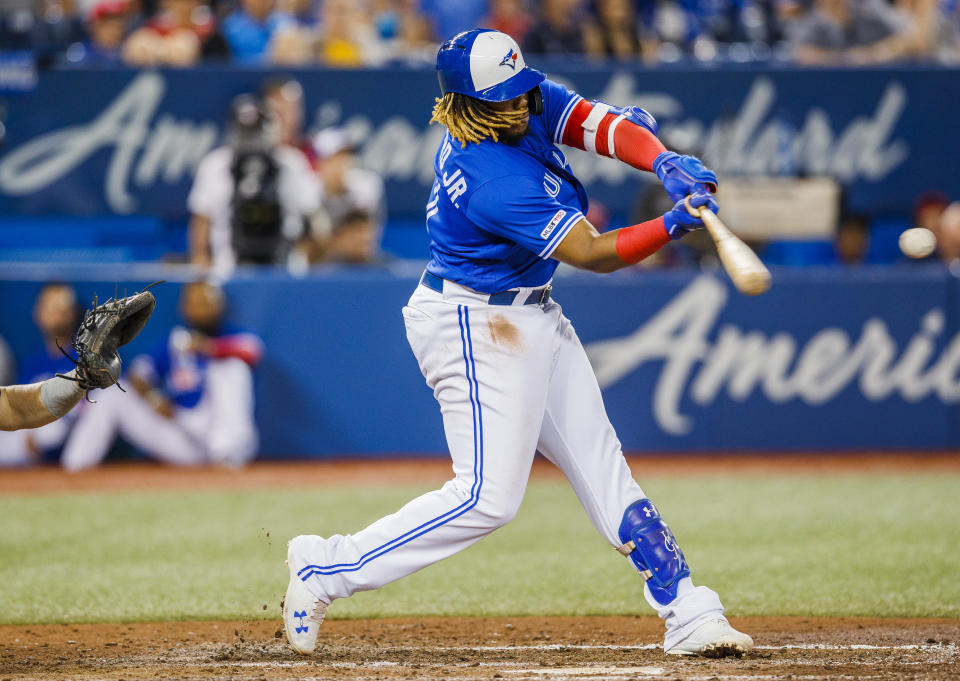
[1,616,957,680]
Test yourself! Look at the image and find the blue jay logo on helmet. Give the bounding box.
[499,48,518,70]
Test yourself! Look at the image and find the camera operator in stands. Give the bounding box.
[188,94,319,276]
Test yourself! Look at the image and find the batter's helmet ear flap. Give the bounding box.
[528,87,543,116]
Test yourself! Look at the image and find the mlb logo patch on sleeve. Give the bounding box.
[541,210,567,239]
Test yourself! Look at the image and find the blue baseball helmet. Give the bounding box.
[436,29,545,103]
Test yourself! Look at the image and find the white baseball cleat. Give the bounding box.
[282,539,328,655]
[665,618,754,658]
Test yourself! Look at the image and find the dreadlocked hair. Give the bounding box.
[430,92,529,147]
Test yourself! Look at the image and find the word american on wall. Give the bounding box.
[0,66,925,218]
[586,276,960,436]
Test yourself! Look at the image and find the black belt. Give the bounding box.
[420,271,552,306]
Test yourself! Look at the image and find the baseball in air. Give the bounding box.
[899,227,937,259]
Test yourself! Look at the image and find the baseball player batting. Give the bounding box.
[284,29,752,658]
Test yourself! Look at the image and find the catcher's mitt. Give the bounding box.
[58,282,161,391]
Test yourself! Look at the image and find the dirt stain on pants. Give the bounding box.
[488,313,524,353]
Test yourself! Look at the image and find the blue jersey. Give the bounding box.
[425,78,588,294]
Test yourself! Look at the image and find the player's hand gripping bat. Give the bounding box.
[685,196,772,296]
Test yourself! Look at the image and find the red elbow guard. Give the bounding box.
[561,100,666,171]
[615,217,670,265]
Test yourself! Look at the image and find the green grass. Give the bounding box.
[0,472,958,624]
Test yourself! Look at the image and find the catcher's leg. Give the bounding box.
[535,312,750,656]
[288,290,555,607]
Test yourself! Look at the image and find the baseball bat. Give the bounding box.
[685,196,772,296]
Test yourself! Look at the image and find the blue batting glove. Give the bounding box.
[653,151,718,203]
[663,192,718,240]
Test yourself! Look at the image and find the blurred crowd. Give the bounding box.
[2,0,958,67]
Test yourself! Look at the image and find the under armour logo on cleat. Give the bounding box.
[293,610,309,634]
[500,49,518,69]
[643,505,655,517]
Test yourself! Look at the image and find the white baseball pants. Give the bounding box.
[60,357,258,470]
[291,282,725,648]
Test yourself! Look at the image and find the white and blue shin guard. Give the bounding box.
[616,499,691,606]
[617,499,726,651]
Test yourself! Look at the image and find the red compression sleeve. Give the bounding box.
[615,216,670,265]
[612,121,666,172]
[560,100,666,171]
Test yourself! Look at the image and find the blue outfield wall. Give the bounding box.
[1,266,959,456]
[1,64,958,222]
